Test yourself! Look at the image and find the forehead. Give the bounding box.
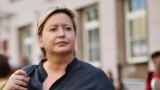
[153,56,160,61]
[45,13,73,25]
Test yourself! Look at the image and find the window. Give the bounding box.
[45,0,54,2]
[10,0,20,3]
[18,25,32,65]
[82,5,100,67]
[129,0,145,11]
[125,0,147,63]
[89,28,99,62]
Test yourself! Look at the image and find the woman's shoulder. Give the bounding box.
[75,59,114,89]
[77,59,106,77]
[22,65,38,75]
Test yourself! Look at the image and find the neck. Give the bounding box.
[44,52,74,73]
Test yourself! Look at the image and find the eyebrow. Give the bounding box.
[49,24,72,27]
[46,24,72,30]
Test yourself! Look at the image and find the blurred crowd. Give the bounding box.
[0,54,13,89]
[106,70,124,90]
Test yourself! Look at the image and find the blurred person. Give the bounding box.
[21,57,30,67]
[14,57,31,70]
[3,7,114,90]
[107,70,114,83]
[113,79,124,90]
[0,54,13,90]
[145,51,160,90]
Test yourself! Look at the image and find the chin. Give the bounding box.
[55,49,73,54]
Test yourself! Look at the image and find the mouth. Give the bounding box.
[56,41,68,46]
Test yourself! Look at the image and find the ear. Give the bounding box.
[38,36,44,48]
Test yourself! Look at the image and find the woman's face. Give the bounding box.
[39,13,76,55]
[153,56,160,71]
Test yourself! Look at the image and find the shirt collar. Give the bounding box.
[37,57,78,83]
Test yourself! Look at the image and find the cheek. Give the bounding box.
[43,31,56,40]
[154,60,160,65]
[69,33,76,44]
[41,35,53,46]
[153,61,157,65]
[154,61,159,67]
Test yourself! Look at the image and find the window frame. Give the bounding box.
[18,24,33,64]
[125,0,148,64]
[82,5,100,67]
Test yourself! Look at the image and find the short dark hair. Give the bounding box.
[0,54,12,77]
[151,51,160,59]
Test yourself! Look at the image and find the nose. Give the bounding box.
[57,27,65,38]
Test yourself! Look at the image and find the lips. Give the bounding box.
[56,41,68,46]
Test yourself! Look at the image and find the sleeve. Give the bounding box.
[96,69,115,90]
[22,65,37,76]
[77,68,115,90]
[84,68,115,90]
[145,73,151,90]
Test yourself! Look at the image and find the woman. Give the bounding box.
[0,54,12,90]
[3,7,114,90]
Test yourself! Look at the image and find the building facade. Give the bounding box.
[0,0,160,89]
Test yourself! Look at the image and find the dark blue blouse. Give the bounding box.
[23,58,114,90]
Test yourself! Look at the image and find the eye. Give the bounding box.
[49,28,57,32]
[65,27,72,31]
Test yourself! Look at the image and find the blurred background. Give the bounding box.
[0,0,160,89]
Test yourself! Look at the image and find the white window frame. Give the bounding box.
[19,25,33,64]
[82,5,100,67]
[125,0,148,64]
